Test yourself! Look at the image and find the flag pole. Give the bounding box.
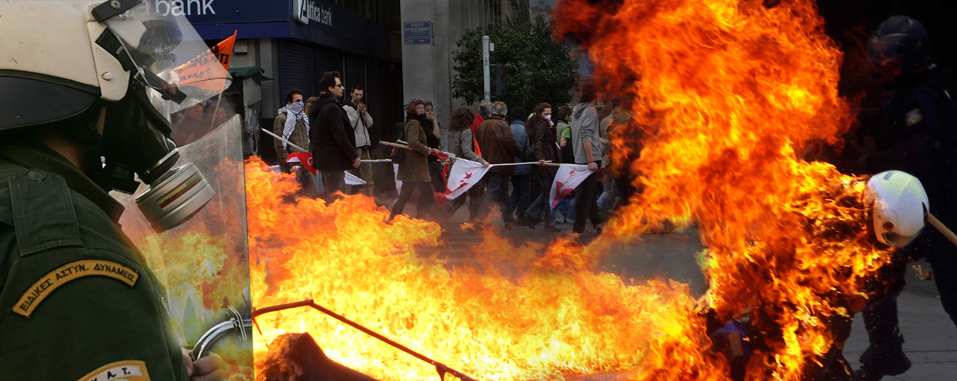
[260,128,308,152]
[490,161,558,167]
[379,141,413,150]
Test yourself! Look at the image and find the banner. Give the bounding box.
[443,158,490,200]
[173,30,237,94]
[549,164,594,209]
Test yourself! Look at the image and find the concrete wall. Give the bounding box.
[401,0,529,149]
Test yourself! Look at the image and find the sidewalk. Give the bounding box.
[844,280,957,380]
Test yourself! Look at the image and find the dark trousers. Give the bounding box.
[483,172,513,223]
[861,215,957,369]
[509,173,532,219]
[319,170,346,203]
[525,175,554,225]
[573,172,601,231]
[449,181,485,221]
[390,181,434,219]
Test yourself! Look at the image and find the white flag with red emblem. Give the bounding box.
[443,158,490,200]
[549,164,594,209]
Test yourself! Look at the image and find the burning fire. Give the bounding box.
[554,0,892,379]
[118,155,253,380]
[244,1,896,379]
[246,158,717,379]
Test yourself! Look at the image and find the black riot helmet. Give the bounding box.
[868,15,934,76]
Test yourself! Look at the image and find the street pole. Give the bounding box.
[483,35,490,101]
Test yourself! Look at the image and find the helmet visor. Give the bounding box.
[103,2,230,116]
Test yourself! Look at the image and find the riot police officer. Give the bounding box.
[854,15,957,381]
[0,1,224,379]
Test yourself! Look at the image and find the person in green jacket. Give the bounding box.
[0,1,227,379]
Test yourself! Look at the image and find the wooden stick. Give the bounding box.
[260,128,307,152]
[379,141,413,150]
[928,213,957,247]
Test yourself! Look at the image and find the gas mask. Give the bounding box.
[94,1,225,232]
[0,1,227,233]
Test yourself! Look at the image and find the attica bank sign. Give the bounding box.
[293,0,333,26]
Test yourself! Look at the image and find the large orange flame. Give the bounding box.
[247,158,722,379]
[554,0,892,379]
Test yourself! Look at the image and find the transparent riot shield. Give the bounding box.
[113,115,253,379]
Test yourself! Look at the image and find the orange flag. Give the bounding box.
[173,30,237,93]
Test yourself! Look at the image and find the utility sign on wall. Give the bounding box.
[403,21,432,45]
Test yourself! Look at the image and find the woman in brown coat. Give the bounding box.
[389,100,440,221]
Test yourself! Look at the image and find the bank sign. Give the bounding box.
[293,0,333,26]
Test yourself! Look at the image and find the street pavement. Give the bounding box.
[420,207,957,380]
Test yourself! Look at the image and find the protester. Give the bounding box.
[424,102,445,193]
[475,101,523,228]
[389,100,441,221]
[212,103,235,126]
[508,107,533,223]
[171,100,213,145]
[571,84,604,234]
[272,89,319,198]
[309,71,360,202]
[471,99,491,134]
[522,103,561,232]
[343,85,375,196]
[447,106,489,222]
[553,105,576,224]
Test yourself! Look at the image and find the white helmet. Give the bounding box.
[863,170,929,247]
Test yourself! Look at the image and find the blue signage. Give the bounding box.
[403,21,432,45]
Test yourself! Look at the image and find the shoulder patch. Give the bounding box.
[13,260,138,317]
[905,108,923,127]
[79,360,150,381]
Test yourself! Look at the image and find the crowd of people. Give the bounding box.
[273,69,634,235]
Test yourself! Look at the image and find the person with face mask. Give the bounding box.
[522,103,561,232]
[273,89,319,198]
[0,1,227,380]
[389,100,441,221]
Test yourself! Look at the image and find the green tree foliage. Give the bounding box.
[452,16,578,112]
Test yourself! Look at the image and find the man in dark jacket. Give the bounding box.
[309,71,360,202]
[475,101,523,228]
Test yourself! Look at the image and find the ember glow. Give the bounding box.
[554,0,893,379]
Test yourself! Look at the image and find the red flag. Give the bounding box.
[286,152,316,175]
[173,30,237,93]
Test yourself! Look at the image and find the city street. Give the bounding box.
[417,208,957,380]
